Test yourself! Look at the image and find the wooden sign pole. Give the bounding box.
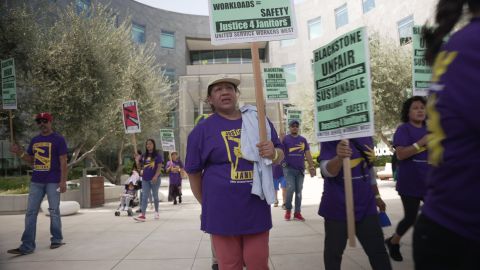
[342,139,356,247]
[251,42,267,141]
[277,103,284,136]
[9,111,14,142]
[131,133,138,156]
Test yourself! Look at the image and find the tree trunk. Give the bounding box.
[377,131,394,152]
[68,134,109,168]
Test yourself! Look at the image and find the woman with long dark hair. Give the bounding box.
[134,138,163,222]
[385,96,428,261]
[413,0,480,269]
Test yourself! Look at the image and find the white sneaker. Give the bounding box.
[154,212,159,220]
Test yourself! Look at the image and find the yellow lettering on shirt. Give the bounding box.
[427,94,446,166]
[221,129,253,181]
[431,51,457,83]
[33,142,52,171]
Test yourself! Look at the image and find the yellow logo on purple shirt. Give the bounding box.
[427,50,457,166]
[289,142,305,153]
[143,157,155,169]
[221,128,253,182]
[33,142,52,171]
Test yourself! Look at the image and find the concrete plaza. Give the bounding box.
[0,174,414,270]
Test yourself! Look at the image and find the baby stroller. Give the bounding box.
[115,176,141,216]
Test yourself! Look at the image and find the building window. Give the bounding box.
[166,110,176,128]
[227,49,241,64]
[76,0,90,14]
[335,4,349,29]
[308,17,322,40]
[283,64,296,84]
[189,49,266,65]
[398,15,414,45]
[362,0,375,13]
[160,30,175,49]
[162,68,176,82]
[280,39,296,47]
[132,23,145,44]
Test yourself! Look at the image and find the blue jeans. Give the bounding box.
[20,182,63,253]
[141,178,160,214]
[283,166,304,213]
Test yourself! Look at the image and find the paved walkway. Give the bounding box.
[0,175,414,270]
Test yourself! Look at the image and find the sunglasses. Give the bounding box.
[35,118,49,124]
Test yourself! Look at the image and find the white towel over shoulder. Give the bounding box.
[240,105,275,205]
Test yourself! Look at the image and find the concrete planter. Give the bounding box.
[0,185,124,214]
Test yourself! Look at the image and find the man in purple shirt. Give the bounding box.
[8,112,68,255]
[282,120,316,221]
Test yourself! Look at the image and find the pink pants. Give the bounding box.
[211,231,270,270]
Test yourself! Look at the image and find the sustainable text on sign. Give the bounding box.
[412,26,432,96]
[313,27,374,142]
[264,67,288,102]
[209,0,297,45]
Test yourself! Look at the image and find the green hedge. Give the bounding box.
[374,155,393,167]
[0,176,30,194]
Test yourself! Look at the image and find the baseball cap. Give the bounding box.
[207,74,240,94]
[289,120,300,127]
[35,112,53,122]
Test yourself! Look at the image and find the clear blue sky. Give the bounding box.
[134,0,209,15]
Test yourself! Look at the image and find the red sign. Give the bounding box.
[122,100,141,134]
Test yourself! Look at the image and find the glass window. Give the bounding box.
[188,49,266,65]
[280,39,296,47]
[166,110,176,128]
[259,48,265,62]
[227,50,241,64]
[76,0,90,15]
[132,23,145,44]
[398,15,414,45]
[214,50,228,64]
[362,0,375,13]
[283,64,296,84]
[200,51,214,64]
[308,17,322,40]
[242,49,252,64]
[162,68,176,82]
[160,30,175,49]
[335,3,349,29]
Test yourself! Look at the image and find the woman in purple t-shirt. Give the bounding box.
[133,139,163,222]
[413,1,480,269]
[185,75,284,270]
[166,151,184,205]
[385,96,428,261]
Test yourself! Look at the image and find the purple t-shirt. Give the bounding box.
[272,162,284,179]
[185,113,281,235]
[393,122,429,198]
[318,137,377,221]
[422,18,480,242]
[27,132,67,183]
[141,154,163,181]
[167,160,183,185]
[282,135,310,171]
